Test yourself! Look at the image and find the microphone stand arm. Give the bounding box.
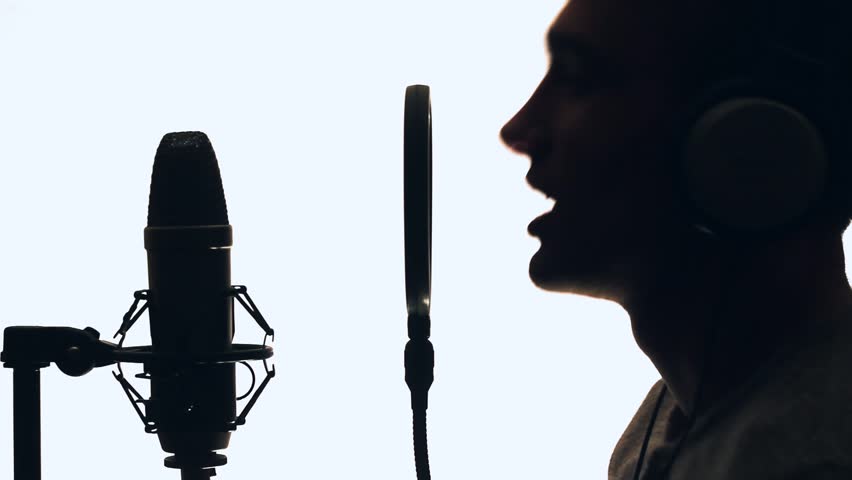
[2,326,119,480]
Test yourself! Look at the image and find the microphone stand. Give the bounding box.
[2,326,119,480]
[12,366,43,480]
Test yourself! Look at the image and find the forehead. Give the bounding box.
[549,0,709,73]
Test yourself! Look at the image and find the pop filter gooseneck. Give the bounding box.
[403,84,434,480]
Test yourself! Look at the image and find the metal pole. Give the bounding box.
[180,467,217,479]
[13,367,41,480]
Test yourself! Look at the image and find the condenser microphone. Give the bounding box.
[109,130,274,479]
[144,131,237,478]
[1,131,273,480]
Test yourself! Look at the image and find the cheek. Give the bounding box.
[549,94,678,221]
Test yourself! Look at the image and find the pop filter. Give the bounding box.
[403,84,434,480]
[404,84,432,319]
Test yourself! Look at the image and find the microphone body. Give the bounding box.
[144,131,236,472]
[145,226,235,464]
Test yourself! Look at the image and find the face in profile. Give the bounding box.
[500,0,701,301]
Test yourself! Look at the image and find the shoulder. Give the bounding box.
[691,318,852,478]
[716,403,852,479]
[773,463,852,480]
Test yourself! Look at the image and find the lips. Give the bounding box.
[526,168,559,237]
[526,173,559,202]
[528,212,549,236]
[528,205,557,237]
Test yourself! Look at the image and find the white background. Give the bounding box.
[2,1,851,479]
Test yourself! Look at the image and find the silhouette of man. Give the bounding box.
[501,1,852,478]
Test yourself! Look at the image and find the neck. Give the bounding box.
[622,226,852,418]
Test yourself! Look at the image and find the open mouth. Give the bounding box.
[528,194,557,237]
[526,168,560,236]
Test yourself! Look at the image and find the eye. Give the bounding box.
[547,54,593,89]
[550,66,584,83]
[547,67,592,93]
[549,50,583,74]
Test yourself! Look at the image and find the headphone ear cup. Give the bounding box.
[681,97,828,236]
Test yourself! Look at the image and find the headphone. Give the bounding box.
[679,78,828,239]
[632,2,852,478]
[674,0,852,242]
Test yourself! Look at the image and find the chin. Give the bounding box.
[528,242,624,301]
[528,245,582,292]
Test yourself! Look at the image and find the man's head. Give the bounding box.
[500,0,852,302]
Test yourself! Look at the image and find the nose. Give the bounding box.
[501,84,550,157]
[500,110,531,156]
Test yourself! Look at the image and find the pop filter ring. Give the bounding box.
[404,84,432,322]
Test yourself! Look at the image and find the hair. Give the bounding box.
[679,0,852,233]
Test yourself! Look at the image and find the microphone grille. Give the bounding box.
[147,132,230,227]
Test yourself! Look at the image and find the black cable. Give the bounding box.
[655,297,725,479]
[413,407,432,480]
[628,295,727,479]
[632,383,668,480]
[631,243,743,479]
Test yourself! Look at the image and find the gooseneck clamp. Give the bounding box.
[1,286,275,480]
[405,313,434,480]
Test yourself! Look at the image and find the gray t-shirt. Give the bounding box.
[609,310,852,479]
